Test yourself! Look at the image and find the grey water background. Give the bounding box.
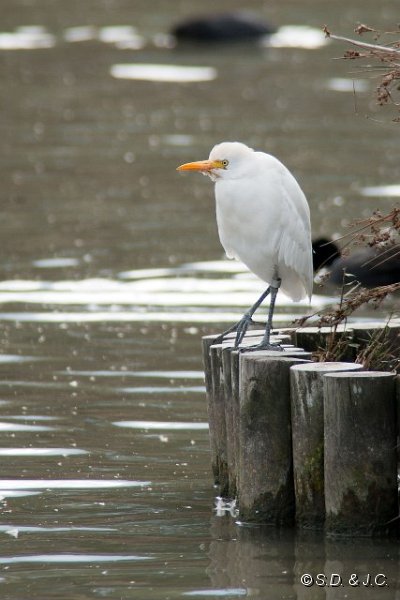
[1,0,400,598]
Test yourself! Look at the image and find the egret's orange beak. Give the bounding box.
[176,159,220,172]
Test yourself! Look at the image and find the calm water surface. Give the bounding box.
[1,0,400,598]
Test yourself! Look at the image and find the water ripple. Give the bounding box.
[0,448,88,457]
[0,553,153,564]
[184,590,247,598]
[265,25,328,49]
[57,370,204,379]
[110,63,217,83]
[0,26,55,50]
[0,479,151,489]
[113,421,208,430]
[118,386,205,394]
[360,184,400,198]
[0,354,38,363]
[0,525,116,533]
[0,422,56,432]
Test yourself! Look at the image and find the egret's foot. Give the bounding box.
[240,341,284,353]
[234,314,254,348]
[211,325,238,346]
[211,314,254,347]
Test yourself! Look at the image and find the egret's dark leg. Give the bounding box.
[212,285,271,347]
[261,280,280,347]
[243,278,283,352]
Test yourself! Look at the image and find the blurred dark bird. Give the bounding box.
[312,237,400,287]
[172,11,275,43]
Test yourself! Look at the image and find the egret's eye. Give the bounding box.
[221,159,229,169]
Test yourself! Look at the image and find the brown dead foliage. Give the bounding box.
[324,25,400,115]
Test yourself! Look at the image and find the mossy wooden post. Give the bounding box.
[397,375,400,463]
[295,325,354,359]
[221,332,265,499]
[290,362,363,529]
[238,350,311,524]
[223,344,249,498]
[218,330,293,498]
[222,344,236,497]
[222,338,290,498]
[351,322,400,357]
[324,371,398,536]
[230,348,241,495]
[209,343,229,495]
[202,335,229,493]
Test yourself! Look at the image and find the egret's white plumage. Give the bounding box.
[177,141,313,349]
[209,142,313,301]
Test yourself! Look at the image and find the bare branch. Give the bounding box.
[324,24,400,113]
[325,29,400,59]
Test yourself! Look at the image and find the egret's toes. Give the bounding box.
[211,332,226,345]
[210,315,255,348]
[233,315,254,348]
[211,324,238,345]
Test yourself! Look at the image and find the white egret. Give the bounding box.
[177,141,313,349]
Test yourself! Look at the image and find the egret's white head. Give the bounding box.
[177,141,255,182]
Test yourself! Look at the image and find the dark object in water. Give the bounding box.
[172,12,275,43]
[312,237,400,287]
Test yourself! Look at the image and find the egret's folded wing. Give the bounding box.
[277,179,313,300]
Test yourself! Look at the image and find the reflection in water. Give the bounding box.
[361,184,400,197]
[0,448,88,456]
[0,525,116,533]
[265,25,329,49]
[0,554,153,564]
[0,26,55,49]
[0,260,335,331]
[0,310,261,323]
[110,63,217,83]
[33,257,80,268]
[0,480,151,489]
[327,78,369,93]
[183,590,247,597]
[205,520,399,599]
[214,497,238,518]
[63,25,145,48]
[117,385,205,393]
[58,369,204,378]
[1,24,145,50]
[63,25,98,43]
[96,26,145,49]
[0,491,41,498]
[0,23,329,53]
[0,422,56,432]
[113,420,208,430]
[0,355,38,363]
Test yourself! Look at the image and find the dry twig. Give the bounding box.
[324,25,400,113]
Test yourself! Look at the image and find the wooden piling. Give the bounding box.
[238,350,311,524]
[229,348,245,497]
[209,343,229,495]
[202,335,228,491]
[323,371,398,536]
[295,325,354,359]
[290,362,363,529]
[351,321,400,358]
[224,333,307,497]
[203,327,399,536]
[203,330,297,496]
[397,375,400,463]
[222,345,236,496]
